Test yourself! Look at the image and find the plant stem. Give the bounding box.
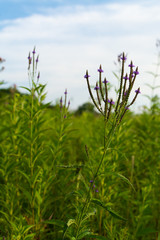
[75,122,116,239]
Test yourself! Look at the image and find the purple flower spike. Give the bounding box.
[135,88,141,94]
[90,180,93,183]
[128,63,135,68]
[96,189,99,192]
[133,70,139,75]
[103,79,109,84]
[108,99,115,105]
[123,76,129,80]
[124,92,127,96]
[36,57,39,63]
[64,90,67,94]
[68,100,70,106]
[121,56,127,61]
[64,115,66,119]
[98,68,104,73]
[93,184,95,188]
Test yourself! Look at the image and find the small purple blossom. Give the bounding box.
[95,189,99,192]
[94,86,100,90]
[64,115,66,119]
[133,70,139,75]
[90,180,93,183]
[123,76,129,80]
[98,68,104,73]
[68,100,70,106]
[124,92,127,96]
[135,88,141,94]
[125,106,129,110]
[84,74,90,79]
[36,57,39,63]
[103,79,109,84]
[121,56,127,61]
[64,90,67,94]
[93,184,95,188]
[108,99,115,105]
[128,63,135,68]
[32,48,36,54]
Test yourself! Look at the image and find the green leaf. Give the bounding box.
[136,227,158,236]
[91,198,127,221]
[107,207,127,221]
[78,230,93,239]
[20,86,31,93]
[43,219,66,228]
[16,170,31,186]
[67,219,77,227]
[114,172,135,191]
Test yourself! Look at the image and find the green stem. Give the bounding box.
[75,123,116,239]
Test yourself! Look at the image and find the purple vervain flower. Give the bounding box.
[98,68,104,73]
[94,86,100,90]
[133,70,139,75]
[96,189,99,192]
[108,99,115,105]
[103,79,109,84]
[84,74,90,79]
[64,115,66,119]
[32,48,36,54]
[125,106,129,110]
[124,92,127,96]
[123,76,129,80]
[68,100,70,106]
[64,90,67,94]
[135,88,141,94]
[90,180,93,183]
[128,62,135,68]
[36,56,39,63]
[121,56,127,61]
[93,184,95,188]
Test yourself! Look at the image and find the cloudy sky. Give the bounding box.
[0,0,160,111]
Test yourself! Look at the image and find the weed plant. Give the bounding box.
[0,49,160,240]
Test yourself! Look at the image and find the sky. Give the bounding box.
[0,0,160,111]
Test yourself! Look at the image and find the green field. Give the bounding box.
[0,50,160,240]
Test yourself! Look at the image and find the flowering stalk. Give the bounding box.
[75,52,141,239]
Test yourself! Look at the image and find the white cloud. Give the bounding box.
[0,2,160,110]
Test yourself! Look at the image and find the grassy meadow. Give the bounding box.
[0,49,160,240]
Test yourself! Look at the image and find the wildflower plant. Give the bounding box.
[68,52,141,239]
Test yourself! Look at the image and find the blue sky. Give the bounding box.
[0,0,160,110]
[0,0,119,20]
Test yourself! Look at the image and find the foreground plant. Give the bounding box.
[63,52,141,240]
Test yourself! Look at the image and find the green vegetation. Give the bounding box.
[0,49,160,240]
